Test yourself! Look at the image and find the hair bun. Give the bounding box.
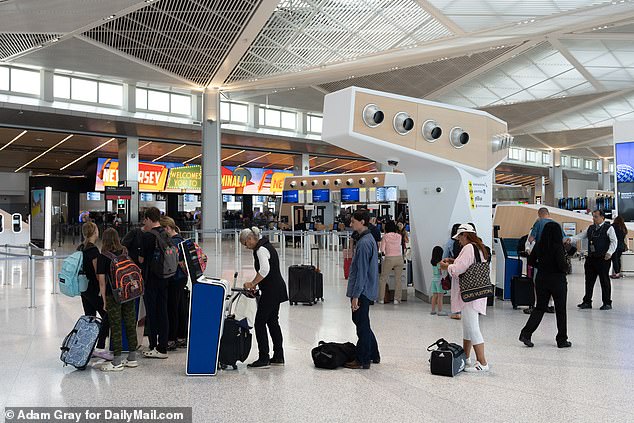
[251,226,261,236]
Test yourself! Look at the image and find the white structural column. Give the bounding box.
[535,176,546,204]
[549,150,564,203]
[124,83,136,113]
[599,158,612,191]
[40,70,54,103]
[118,137,139,224]
[293,153,310,176]
[201,89,222,234]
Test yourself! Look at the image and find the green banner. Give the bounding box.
[166,165,201,192]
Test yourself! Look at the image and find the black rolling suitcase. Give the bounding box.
[288,265,317,305]
[219,275,256,370]
[511,275,535,309]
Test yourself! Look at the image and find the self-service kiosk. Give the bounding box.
[180,239,227,376]
[493,238,522,300]
[12,214,22,233]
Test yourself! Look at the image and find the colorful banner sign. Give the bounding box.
[165,165,202,192]
[95,158,183,192]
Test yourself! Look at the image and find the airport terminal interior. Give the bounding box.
[2,0,634,422]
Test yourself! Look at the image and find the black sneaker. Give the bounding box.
[270,357,285,366]
[176,339,187,348]
[599,304,612,310]
[167,341,177,351]
[372,357,381,364]
[557,340,572,348]
[577,302,592,309]
[523,307,533,315]
[247,358,270,369]
[546,306,555,314]
[519,334,534,348]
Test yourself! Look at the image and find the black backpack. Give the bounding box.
[121,228,143,263]
[311,341,356,369]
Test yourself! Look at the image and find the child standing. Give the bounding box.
[430,246,447,316]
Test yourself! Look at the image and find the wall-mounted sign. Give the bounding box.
[96,158,182,192]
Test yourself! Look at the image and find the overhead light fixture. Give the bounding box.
[60,137,116,170]
[103,14,116,20]
[15,134,73,173]
[0,130,27,151]
[221,149,246,162]
[153,144,186,162]
[326,160,357,173]
[344,162,373,174]
[183,154,201,165]
[238,152,271,167]
[311,158,338,170]
[138,141,152,151]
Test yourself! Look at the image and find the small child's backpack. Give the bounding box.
[104,251,144,304]
[150,229,179,279]
[58,251,89,297]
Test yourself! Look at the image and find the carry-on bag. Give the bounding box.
[511,275,535,309]
[219,274,257,370]
[60,315,102,370]
[288,264,318,305]
[427,338,466,377]
[311,341,357,369]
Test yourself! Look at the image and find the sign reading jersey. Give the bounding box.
[95,158,182,192]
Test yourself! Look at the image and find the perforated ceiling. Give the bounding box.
[0,33,62,60]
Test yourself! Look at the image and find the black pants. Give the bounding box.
[611,249,623,274]
[351,295,380,365]
[254,298,283,359]
[144,277,169,353]
[81,290,109,349]
[583,256,612,306]
[167,278,187,342]
[521,276,568,342]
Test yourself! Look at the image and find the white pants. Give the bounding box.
[462,305,484,345]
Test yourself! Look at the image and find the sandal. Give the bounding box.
[101,362,124,372]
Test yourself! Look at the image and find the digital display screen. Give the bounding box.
[184,194,198,202]
[312,189,330,203]
[616,142,634,221]
[222,194,233,202]
[282,190,299,203]
[340,188,360,202]
[139,193,153,202]
[86,192,101,201]
[376,186,398,202]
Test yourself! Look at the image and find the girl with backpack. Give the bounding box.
[78,222,111,361]
[97,228,139,372]
[160,216,188,350]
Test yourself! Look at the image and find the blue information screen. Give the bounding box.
[312,189,330,203]
[616,142,634,221]
[139,193,153,202]
[341,188,360,202]
[283,190,299,203]
[187,280,225,376]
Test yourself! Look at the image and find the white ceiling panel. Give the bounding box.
[226,0,453,83]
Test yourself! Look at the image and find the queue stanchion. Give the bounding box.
[52,250,58,295]
[29,256,35,308]
[4,245,9,286]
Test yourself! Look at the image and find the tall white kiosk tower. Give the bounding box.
[322,87,512,300]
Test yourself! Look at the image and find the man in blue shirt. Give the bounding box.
[345,209,380,369]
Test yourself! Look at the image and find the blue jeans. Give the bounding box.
[351,295,380,365]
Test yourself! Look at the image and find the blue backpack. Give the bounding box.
[58,251,89,297]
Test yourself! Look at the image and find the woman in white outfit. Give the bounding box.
[439,224,489,373]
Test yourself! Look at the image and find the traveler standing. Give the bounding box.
[567,209,617,310]
[443,223,462,320]
[78,222,111,360]
[519,222,572,348]
[97,228,138,371]
[378,221,404,304]
[241,227,288,369]
[430,246,448,316]
[439,224,489,372]
[160,216,188,350]
[140,207,170,358]
[345,209,380,370]
[611,215,628,279]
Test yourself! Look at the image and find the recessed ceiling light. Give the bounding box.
[103,15,115,20]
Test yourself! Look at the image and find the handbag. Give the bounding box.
[458,244,493,302]
[440,275,451,291]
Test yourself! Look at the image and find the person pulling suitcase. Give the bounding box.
[240,227,288,369]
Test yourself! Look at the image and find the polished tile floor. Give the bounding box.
[1,239,634,422]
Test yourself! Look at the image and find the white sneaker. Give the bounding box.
[143,349,168,359]
[464,361,489,373]
[465,357,474,367]
[378,300,385,304]
[393,300,400,305]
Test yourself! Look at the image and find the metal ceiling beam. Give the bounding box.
[512,88,634,134]
[414,0,465,35]
[560,134,613,150]
[547,38,606,92]
[558,33,634,41]
[528,134,553,150]
[209,0,288,87]
[426,42,536,100]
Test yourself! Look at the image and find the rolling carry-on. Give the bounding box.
[219,273,257,370]
[511,275,535,309]
[60,315,102,370]
[288,265,317,305]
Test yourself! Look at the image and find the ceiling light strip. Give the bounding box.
[183,154,202,165]
[221,149,246,162]
[326,160,357,173]
[153,144,186,162]
[15,134,74,173]
[0,130,28,151]
[238,152,271,167]
[60,137,116,170]
[344,162,374,174]
[138,141,153,151]
[311,158,338,170]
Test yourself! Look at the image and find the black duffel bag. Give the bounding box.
[311,341,356,369]
[427,338,466,377]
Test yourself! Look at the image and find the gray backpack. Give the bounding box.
[150,229,179,279]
